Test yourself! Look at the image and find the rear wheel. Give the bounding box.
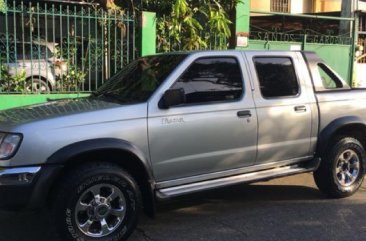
[51,162,142,241]
[314,137,365,198]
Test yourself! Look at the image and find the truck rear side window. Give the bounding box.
[317,63,343,89]
[171,57,243,104]
[254,57,299,98]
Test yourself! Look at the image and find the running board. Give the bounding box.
[156,161,319,199]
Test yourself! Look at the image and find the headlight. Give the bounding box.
[0,133,22,160]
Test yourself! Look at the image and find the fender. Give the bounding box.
[317,116,366,158]
[47,138,153,179]
[33,138,157,216]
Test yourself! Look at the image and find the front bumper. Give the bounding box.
[0,165,63,209]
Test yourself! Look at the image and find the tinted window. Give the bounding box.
[16,43,52,59]
[170,57,243,104]
[93,54,188,104]
[254,57,299,98]
[318,63,343,89]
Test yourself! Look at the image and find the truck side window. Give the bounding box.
[317,63,343,89]
[254,57,299,98]
[171,57,243,104]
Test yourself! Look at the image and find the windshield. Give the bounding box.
[92,54,188,104]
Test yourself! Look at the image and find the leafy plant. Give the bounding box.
[0,64,26,93]
[56,65,86,91]
[54,43,87,91]
[155,0,233,51]
[0,0,6,14]
[206,2,232,49]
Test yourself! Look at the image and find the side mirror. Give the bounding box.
[159,88,185,109]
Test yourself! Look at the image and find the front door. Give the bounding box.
[148,53,258,182]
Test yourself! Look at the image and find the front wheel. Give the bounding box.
[51,163,142,241]
[314,137,365,198]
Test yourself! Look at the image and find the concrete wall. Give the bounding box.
[356,63,366,87]
[291,0,314,13]
[314,0,341,12]
[251,0,271,11]
[359,1,366,11]
[251,0,341,13]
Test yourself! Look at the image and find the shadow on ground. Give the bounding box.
[0,176,365,241]
[157,184,324,212]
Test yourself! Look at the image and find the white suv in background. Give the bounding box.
[5,41,67,92]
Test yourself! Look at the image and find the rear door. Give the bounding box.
[244,52,313,165]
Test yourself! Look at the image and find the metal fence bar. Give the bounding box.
[12,0,16,77]
[132,13,136,60]
[21,1,25,82]
[45,2,49,89]
[87,6,91,92]
[37,2,41,89]
[29,2,34,91]
[94,8,98,90]
[107,11,111,79]
[0,0,137,94]
[127,12,130,64]
[81,5,84,81]
[59,4,64,91]
[113,10,117,74]
[101,9,105,84]
[4,0,9,91]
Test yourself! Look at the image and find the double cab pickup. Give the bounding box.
[0,50,365,241]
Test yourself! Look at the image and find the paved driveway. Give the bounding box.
[1,173,365,241]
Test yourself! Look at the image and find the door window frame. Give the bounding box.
[159,55,246,108]
[253,56,301,100]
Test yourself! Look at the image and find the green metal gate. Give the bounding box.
[247,10,355,83]
[0,0,136,94]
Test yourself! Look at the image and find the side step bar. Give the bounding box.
[156,159,320,199]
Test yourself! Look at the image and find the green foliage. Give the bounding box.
[56,65,86,91]
[155,0,233,51]
[0,0,6,14]
[101,0,239,51]
[54,44,86,91]
[0,65,26,93]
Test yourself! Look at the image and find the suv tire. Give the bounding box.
[25,78,50,93]
[51,162,142,241]
[314,137,365,198]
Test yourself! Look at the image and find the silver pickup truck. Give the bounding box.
[0,50,365,241]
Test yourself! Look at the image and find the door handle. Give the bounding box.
[294,106,307,112]
[237,110,252,118]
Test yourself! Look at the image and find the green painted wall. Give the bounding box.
[141,11,156,56]
[304,43,351,82]
[0,93,90,110]
[236,0,250,33]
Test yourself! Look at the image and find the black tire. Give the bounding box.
[314,137,365,198]
[51,162,142,241]
[25,78,51,93]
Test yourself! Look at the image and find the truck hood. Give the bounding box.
[0,97,147,131]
